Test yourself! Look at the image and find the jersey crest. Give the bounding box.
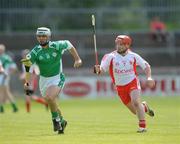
[52,52,57,57]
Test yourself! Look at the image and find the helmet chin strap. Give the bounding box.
[39,41,49,46]
[117,49,128,55]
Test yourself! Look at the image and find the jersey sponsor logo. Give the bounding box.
[63,82,91,97]
[114,68,134,74]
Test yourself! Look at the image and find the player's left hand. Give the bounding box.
[74,59,82,68]
[146,77,155,88]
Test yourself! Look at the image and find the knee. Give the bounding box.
[132,101,141,108]
[45,94,54,102]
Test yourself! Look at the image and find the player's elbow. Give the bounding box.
[145,63,151,69]
[144,63,151,73]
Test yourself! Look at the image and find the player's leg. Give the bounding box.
[116,85,136,115]
[25,95,31,113]
[0,104,4,113]
[2,76,18,112]
[31,74,48,110]
[0,76,5,113]
[123,79,154,117]
[125,102,136,114]
[45,85,67,134]
[0,89,5,113]
[31,95,48,108]
[130,89,147,132]
[142,101,154,117]
[125,100,154,117]
[4,86,18,112]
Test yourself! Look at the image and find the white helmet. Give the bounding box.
[36,27,51,36]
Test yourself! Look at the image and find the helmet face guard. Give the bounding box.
[36,27,51,46]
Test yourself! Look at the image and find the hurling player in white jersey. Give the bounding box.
[22,27,82,134]
[94,35,155,133]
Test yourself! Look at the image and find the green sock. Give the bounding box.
[0,105,4,112]
[51,111,59,119]
[11,103,18,110]
[57,108,63,120]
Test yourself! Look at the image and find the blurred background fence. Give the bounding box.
[0,0,180,95]
[0,0,180,68]
[1,0,180,32]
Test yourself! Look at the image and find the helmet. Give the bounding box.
[115,35,132,46]
[36,27,51,36]
[36,27,51,46]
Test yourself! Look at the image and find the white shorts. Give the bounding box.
[39,73,65,96]
[0,74,10,86]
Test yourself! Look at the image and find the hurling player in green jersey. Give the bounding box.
[22,27,82,134]
[0,44,18,113]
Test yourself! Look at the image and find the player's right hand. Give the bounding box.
[146,77,155,88]
[74,59,82,68]
[94,65,101,74]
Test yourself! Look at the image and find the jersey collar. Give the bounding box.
[37,41,52,49]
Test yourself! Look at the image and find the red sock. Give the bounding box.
[26,101,30,113]
[142,103,148,112]
[32,96,47,106]
[139,120,146,128]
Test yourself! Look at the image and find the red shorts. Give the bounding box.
[116,78,140,105]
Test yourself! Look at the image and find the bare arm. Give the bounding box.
[144,63,152,79]
[144,63,155,88]
[68,47,82,68]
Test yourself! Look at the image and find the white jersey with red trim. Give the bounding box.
[100,50,148,86]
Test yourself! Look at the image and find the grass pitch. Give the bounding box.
[0,96,180,144]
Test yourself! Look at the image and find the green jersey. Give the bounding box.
[27,40,73,77]
[0,53,15,69]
